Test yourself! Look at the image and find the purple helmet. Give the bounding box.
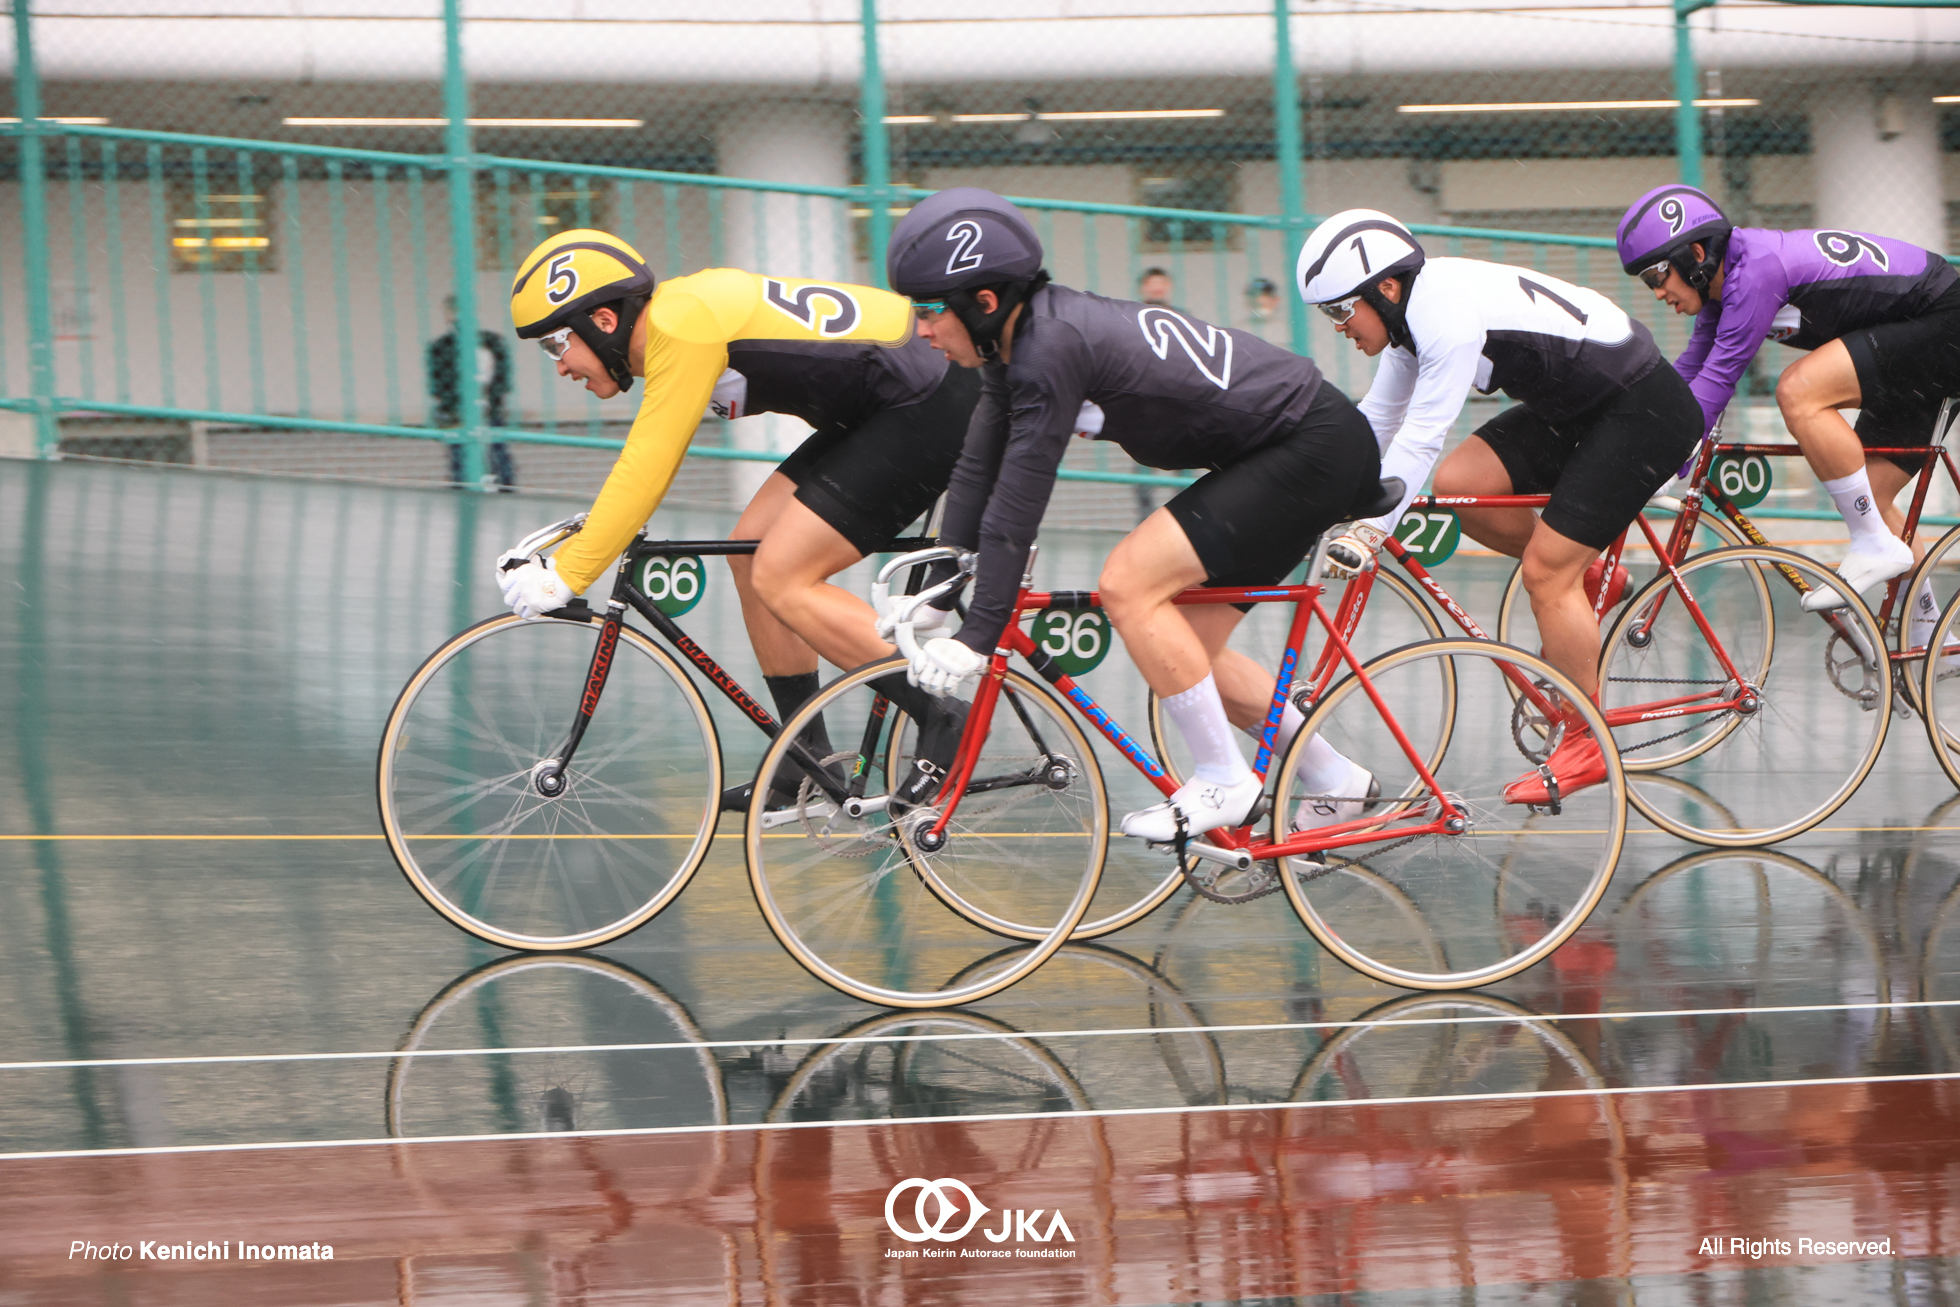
[1617,184,1732,292]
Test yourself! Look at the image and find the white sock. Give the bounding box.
[1821,470,1893,553]
[1245,702,1353,794]
[1162,675,1251,786]
[1911,578,1939,654]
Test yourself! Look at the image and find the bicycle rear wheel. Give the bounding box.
[1277,639,1626,990]
[745,659,1107,1008]
[1919,587,1960,790]
[377,613,720,949]
[1599,545,1890,847]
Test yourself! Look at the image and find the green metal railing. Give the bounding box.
[0,0,1912,502]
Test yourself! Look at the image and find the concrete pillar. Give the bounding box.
[1812,79,1946,254]
[716,101,855,503]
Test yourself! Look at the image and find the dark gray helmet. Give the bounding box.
[887,187,1045,298]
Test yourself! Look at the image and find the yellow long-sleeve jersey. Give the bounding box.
[549,269,913,594]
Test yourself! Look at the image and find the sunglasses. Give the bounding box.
[1636,260,1675,291]
[537,326,576,361]
[1315,293,1364,325]
[911,299,950,320]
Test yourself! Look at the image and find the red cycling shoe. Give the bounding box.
[1504,723,1608,807]
[1583,556,1629,617]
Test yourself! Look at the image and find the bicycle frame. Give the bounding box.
[538,533,934,802]
[907,569,1572,868]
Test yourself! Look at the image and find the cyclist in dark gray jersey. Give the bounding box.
[889,188,1383,843]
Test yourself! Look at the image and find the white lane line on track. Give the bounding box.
[0,997,1945,1074]
[5,1069,1958,1163]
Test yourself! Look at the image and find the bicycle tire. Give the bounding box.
[1920,586,1960,791]
[377,612,721,950]
[1598,544,1891,847]
[1887,520,1960,717]
[745,658,1107,1009]
[1277,639,1627,990]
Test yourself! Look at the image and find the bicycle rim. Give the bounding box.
[1920,586,1960,791]
[1278,639,1626,990]
[1600,545,1890,847]
[745,660,1107,1008]
[377,614,720,950]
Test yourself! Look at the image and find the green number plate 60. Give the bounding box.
[638,555,706,617]
[1710,453,1771,509]
[1032,606,1111,677]
[1394,509,1460,566]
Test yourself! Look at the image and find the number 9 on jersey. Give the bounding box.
[637,555,706,617]
[1032,607,1110,677]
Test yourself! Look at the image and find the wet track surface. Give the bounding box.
[2,460,1958,1303]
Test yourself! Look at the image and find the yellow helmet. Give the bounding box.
[510,228,656,391]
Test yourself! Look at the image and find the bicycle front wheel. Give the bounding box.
[1277,640,1627,990]
[1919,586,1960,790]
[1599,545,1891,847]
[745,659,1107,1009]
[377,613,721,950]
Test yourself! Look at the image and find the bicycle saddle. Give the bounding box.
[1343,476,1406,523]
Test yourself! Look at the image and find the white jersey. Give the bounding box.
[1356,256,1662,535]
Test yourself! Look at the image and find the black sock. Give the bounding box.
[766,672,834,768]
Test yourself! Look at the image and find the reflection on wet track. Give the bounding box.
[4,462,1960,1303]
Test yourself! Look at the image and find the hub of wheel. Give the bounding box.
[531,759,568,798]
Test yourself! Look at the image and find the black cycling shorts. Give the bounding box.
[1844,288,1960,472]
[774,365,981,555]
[1474,362,1701,551]
[1165,381,1382,595]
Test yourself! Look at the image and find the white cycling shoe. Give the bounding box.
[1289,762,1381,835]
[1121,774,1263,844]
[1801,536,1914,612]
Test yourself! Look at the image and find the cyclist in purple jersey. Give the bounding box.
[890,188,1384,845]
[1618,184,1960,624]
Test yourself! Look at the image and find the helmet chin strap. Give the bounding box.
[568,293,649,392]
[1362,269,1419,354]
[948,272,1050,361]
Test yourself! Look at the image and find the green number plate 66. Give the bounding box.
[638,555,706,617]
[1032,606,1111,677]
[1394,509,1460,566]
[1710,453,1771,509]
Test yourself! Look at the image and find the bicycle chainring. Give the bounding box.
[1823,631,1884,709]
[1510,679,1567,764]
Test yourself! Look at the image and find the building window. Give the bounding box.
[170,180,276,272]
[477,174,613,272]
[1137,165,1239,251]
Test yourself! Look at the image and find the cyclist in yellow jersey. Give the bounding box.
[498,229,980,812]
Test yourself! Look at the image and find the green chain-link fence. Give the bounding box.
[0,1,1956,523]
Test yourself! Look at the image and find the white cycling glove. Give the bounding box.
[497,553,573,620]
[909,636,985,696]
[876,599,955,646]
[1322,522,1388,581]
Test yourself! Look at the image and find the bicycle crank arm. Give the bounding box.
[758,802,837,830]
[1183,841,1253,873]
[843,794,889,818]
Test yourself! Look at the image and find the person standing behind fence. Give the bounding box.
[428,293,517,490]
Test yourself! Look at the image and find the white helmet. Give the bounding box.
[1296,210,1426,305]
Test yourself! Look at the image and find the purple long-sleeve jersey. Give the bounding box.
[1675,227,1957,432]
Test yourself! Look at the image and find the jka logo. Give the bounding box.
[884,1177,1075,1245]
[764,279,860,337]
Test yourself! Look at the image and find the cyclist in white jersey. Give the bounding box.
[1298,210,1702,803]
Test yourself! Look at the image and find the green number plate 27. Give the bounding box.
[1394,509,1460,566]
